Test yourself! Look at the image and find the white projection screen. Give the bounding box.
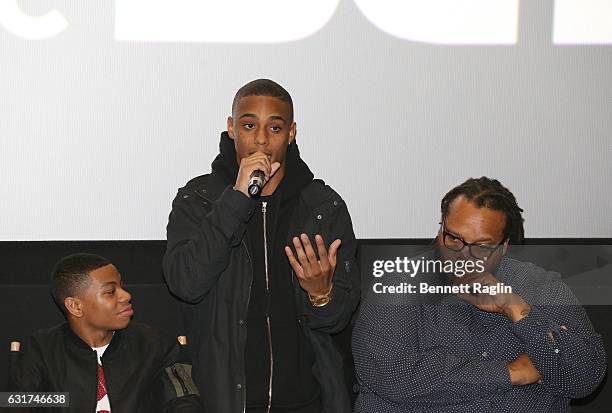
[1,0,611,241]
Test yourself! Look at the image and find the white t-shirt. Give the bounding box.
[92,344,111,413]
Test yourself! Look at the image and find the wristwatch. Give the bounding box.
[309,285,333,307]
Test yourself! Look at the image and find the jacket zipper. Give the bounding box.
[262,201,274,413]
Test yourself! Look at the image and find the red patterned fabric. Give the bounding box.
[97,363,109,413]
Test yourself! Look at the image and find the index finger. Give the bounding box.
[453,272,483,286]
[285,246,304,277]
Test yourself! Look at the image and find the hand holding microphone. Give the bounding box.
[234,151,281,198]
[248,170,266,197]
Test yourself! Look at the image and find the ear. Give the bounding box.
[64,297,84,318]
[288,122,297,145]
[227,116,235,140]
[501,239,510,256]
[436,221,443,236]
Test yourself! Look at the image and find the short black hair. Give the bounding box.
[232,79,294,122]
[51,253,111,315]
[441,177,525,244]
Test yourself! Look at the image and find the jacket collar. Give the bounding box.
[62,322,124,358]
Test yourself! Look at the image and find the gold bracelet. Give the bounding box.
[308,285,333,307]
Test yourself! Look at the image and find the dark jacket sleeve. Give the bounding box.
[351,300,512,406]
[6,337,44,413]
[302,196,361,334]
[163,184,256,303]
[511,276,607,398]
[155,335,203,413]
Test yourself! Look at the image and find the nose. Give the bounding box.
[119,287,131,303]
[255,127,269,146]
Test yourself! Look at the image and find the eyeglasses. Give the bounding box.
[441,222,505,260]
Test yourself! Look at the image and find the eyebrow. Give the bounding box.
[444,227,494,244]
[238,114,287,123]
[100,277,123,287]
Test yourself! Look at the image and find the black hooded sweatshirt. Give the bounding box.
[211,132,321,411]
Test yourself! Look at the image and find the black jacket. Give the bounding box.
[163,132,360,413]
[8,322,202,413]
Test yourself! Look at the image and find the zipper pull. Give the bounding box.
[262,201,267,214]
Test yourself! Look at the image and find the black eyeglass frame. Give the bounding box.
[440,221,507,260]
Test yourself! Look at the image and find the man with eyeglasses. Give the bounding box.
[352,177,606,413]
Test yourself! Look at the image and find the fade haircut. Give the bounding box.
[232,79,294,122]
[51,253,111,315]
[441,177,525,244]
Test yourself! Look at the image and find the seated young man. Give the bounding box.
[9,253,202,413]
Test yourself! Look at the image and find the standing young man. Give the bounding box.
[163,79,360,413]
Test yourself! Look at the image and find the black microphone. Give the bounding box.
[248,170,265,198]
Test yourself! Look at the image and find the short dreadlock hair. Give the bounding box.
[441,177,525,243]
